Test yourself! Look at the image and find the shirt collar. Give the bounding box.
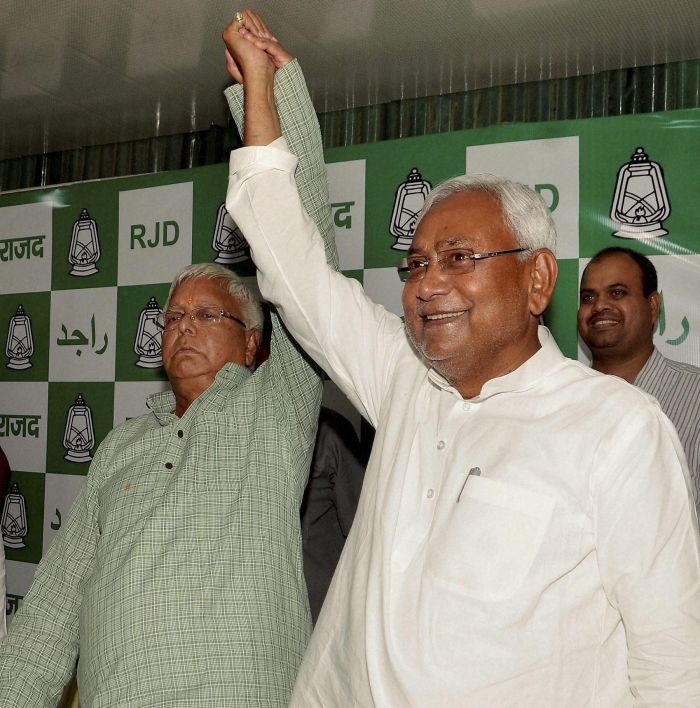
[147,361,252,424]
[427,326,565,401]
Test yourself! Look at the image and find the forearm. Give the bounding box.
[225,60,337,269]
[227,60,338,418]
[242,67,281,146]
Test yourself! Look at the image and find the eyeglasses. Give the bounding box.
[397,247,528,282]
[156,307,247,332]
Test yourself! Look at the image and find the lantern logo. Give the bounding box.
[69,208,101,275]
[389,168,432,251]
[2,482,28,549]
[63,393,95,463]
[610,147,671,239]
[134,296,163,368]
[5,304,34,370]
[212,203,249,264]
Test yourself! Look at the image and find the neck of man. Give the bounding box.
[171,375,214,417]
[590,343,654,384]
[447,335,542,400]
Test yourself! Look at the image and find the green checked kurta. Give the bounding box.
[0,60,337,707]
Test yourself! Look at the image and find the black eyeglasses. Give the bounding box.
[156,307,247,331]
[397,247,528,282]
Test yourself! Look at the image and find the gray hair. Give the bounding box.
[416,173,557,255]
[165,263,264,331]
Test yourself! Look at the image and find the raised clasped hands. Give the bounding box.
[222,9,294,84]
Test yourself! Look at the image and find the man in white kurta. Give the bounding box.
[224,20,700,706]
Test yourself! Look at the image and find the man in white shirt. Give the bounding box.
[224,13,700,706]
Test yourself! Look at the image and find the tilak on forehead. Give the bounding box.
[187,296,193,304]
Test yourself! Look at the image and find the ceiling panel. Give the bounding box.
[0,0,699,160]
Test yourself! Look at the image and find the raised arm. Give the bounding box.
[222,13,336,430]
[223,11,337,268]
[223,14,406,426]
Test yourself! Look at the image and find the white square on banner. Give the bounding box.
[0,382,48,473]
[42,473,87,555]
[577,255,700,368]
[362,267,405,319]
[326,160,366,270]
[466,137,579,260]
[113,380,172,426]
[118,183,193,286]
[49,287,117,381]
[0,203,53,294]
[652,255,700,366]
[4,560,37,628]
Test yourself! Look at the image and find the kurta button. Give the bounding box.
[177,430,183,438]
[462,402,470,411]
[427,489,434,499]
[437,440,445,450]
[165,462,173,470]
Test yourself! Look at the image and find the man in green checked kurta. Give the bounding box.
[0,33,336,708]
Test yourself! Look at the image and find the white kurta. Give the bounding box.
[227,142,700,707]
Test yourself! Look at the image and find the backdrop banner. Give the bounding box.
[1,107,698,622]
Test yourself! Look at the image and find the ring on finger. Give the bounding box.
[234,11,245,26]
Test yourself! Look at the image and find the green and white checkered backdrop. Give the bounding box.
[1,108,699,624]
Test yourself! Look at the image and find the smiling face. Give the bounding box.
[577,252,659,363]
[161,277,260,410]
[402,190,545,397]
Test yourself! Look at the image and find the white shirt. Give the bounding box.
[227,142,700,707]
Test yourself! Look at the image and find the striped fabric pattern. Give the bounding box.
[635,347,700,510]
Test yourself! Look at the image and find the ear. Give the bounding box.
[244,329,263,370]
[527,249,558,318]
[649,290,661,329]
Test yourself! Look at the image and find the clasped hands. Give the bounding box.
[222,8,294,84]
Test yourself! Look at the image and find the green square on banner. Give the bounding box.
[327,133,464,271]
[579,109,700,258]
[190,164,257,275]
[46,381,114,477]
[0,291,50,381]
[342,269,364,285]
[543,259,580,360]
[115,283,170,382]
[51,181,119,290]
[3,469,45,565]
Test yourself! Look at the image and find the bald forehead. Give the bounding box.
[583,253,644,289]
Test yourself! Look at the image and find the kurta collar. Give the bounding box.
[147,362,252,424]
[427,326,565,401]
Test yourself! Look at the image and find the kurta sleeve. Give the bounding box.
[225,67,405,428]
[593,405,700,705]
[0,448,103,707]
[225,60,336,435]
